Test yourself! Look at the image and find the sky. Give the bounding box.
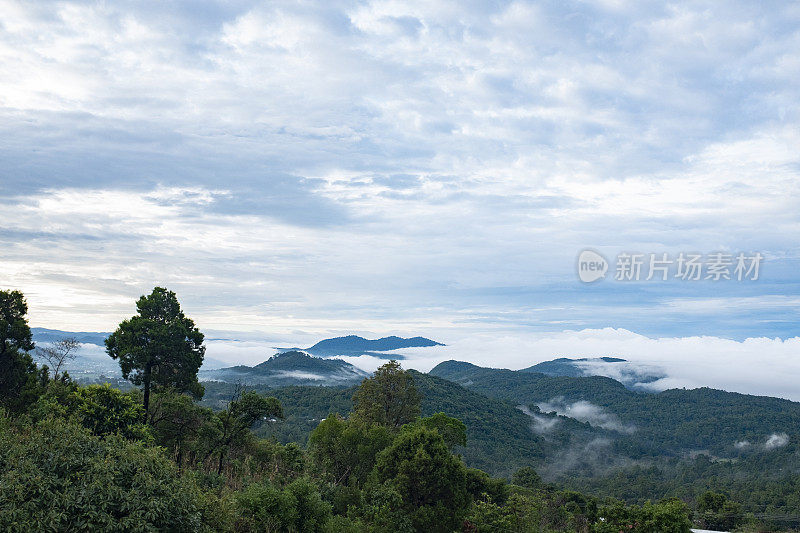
[2,1,800,398]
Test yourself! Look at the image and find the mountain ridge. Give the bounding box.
[200,350,368,387]
[302,335,444,357]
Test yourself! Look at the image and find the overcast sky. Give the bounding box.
[2,1,800,396]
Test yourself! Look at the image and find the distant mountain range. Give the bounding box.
[200,350,368,387]
[31,327,109,347]
[32,328,667,391]
[284,335,445,359]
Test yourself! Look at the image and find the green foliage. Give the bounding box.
[512,466,544,489]
[696,491,744,531]
[105,287,206,417]
[561,443,800,528]
[350,484,414,533]
[430,361,800,459]
[149,390,213,466]
[72,383,151,440]
[0,372,700,533]
[0,289,45,413]
[595,498,691,533]
[235,478,332,532]
[352,360,420,429]
[204,388,283,475]
[407,412,467,449]
[0,350,47,413]
[0,290,754,533]
[0,289,34,354]
[375,426,469,532]
[0,415,207,532]
[465,467,509,505]
[287,478,334,532]
[410,371,546,476]
[209,374,544,479]
[29,376,79,420]
[464,497,515,532]
[308,414,392,487]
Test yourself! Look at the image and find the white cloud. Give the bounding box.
[764,433,789,450]
[385,328,800,401]
[538,397,635,433]
[1,0,800,400]
[517,404,561,434]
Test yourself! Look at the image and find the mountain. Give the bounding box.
[521,356,665,388]
[29,327,122,379]
[429,360,800,458]
[523,357,626,377]
[199,361,800,519]
[200,350,369,387]
[31,327,109,347]
[301,335,444,358]
[203,370,553,477]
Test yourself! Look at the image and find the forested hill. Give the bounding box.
[429,360,800,456]
[205,370,550,477]
[200,350,368,387]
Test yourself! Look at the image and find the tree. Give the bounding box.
[204,387,283,475]
[105,287,205,420]
[0,289,45,412]
[512,466,543,489]
[149,390,213,469]
[465,467,509,505]
[0,289,34,355]
[352,360,420,429]
[464,498,515,533]
[596,499,691,533]
[375,426,469,532]
[696,491,743,531]
[36,337,80,379]
[308,414,392,487]
[408,412,467,450]
[235,478,332,532]
[639,499,692,533]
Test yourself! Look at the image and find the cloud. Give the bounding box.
[764,433,789,450]
[370,327,800,401]
[1,0,800,400]
[536,437,632,479]
[537,397,635,434]
[517,404,561,434]
[272,370,325,381]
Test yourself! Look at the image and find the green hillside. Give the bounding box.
[430,360,800,456]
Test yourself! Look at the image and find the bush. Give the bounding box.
[73,384,151,441]
[235,478,332,532]
[0,415,207,532]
